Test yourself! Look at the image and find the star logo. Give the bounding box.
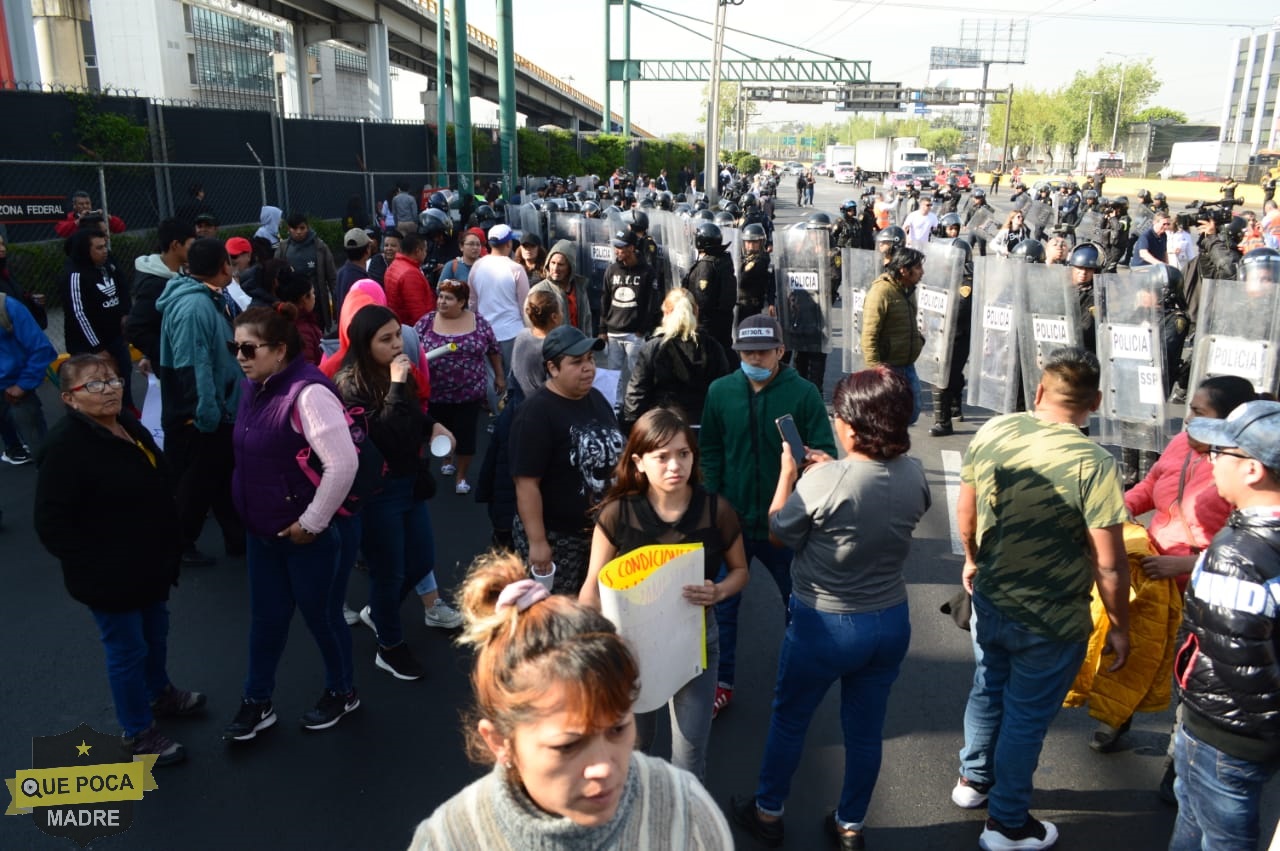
[75,741,92,757]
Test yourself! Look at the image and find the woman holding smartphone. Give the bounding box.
[579,407,749,782]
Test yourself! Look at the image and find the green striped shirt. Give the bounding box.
[962,413,1126,642]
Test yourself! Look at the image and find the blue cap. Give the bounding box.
[1187,400,1280,470]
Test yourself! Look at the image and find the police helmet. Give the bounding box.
[1066,242,1103,271]
[659,192,674,211]
[806,211,832,226]
[419,207,453,238]
[428,191,450,212]
[675,203,693,216]
[840,199,858,215]
[638,196,656,210]
[626,210,650,232]
[1154,192,1167,202]
[1137,188,1151,201]
[947,176,959,188]
[693,199,710,213]
[939,212,963,229]
[741,194,756,210]
[742,223,767,242]
[695,209,716,222]
[1240,246,1280,272]
[950,236,973,262]
[721,201,741,218]
[694,222,723,252]
[1113,196,1129,208]
[1083,190,1099,201]
[713,211,736,228]
[582,200,601,216]
[971,188,987,199]
[674,193,687,204]
[875,225,906,247]
[1036,185,1051,195]
[602,204,622,216]
[471,204,497,228]
[1010,238,1046,263]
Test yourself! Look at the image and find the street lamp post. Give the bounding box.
[1103,52,1144,153]
[1080,90,1099,173]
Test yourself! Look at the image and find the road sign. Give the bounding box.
[782,135,796,145]
[801,137,816,146]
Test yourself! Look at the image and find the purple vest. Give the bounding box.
[232,356,342,538]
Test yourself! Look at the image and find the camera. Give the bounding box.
[1186,198,1242,225]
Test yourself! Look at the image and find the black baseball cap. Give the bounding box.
[611,229,636,248]
[542,326,606,361]
[732,315,784,351]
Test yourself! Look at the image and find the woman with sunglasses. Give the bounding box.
[35,354,199,766]
[221,306,360,742]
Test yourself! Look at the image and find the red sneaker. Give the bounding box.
[712,685,733,720]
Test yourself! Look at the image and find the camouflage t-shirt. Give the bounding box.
[961,412,1126,642]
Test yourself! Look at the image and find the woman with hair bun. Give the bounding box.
[408,551,732,849]
[509,288,562,401]
[273,267,323,364]
[733,367,930,849]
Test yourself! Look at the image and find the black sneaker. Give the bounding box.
[375,643,425,681]
[825,810,865,851]
[150,685,207,718]
[2,446,31,465]
[300,689,360,731]
[730,795,783,848]
[122,723,185,767]
[223,699,277,742]
[978,815,1058,851]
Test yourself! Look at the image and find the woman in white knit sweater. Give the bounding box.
[408,552,732,850]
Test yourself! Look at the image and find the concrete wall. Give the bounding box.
[89,0,190,98]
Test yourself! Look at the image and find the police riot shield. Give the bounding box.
[1096,266,1174,452]
[966,257,1021,414]
[1017,263,1082,406]
[647,209,687,293]
[512,203,545,246]
[1027,200,1054,235]
[841,248,881,373]
[546,210,581,244]
[1189,271,1280,397]
[914,241,966,387]
[1075,210,1103,244]
[1130,207,1153,237]
[966,206,997,242]
[895,195,915,226]
[579,216,616,335]
[721,225,743,280]
[775,225,832,355]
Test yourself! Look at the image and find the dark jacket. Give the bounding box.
[34,411,181,612]
[338,378,433,479]
[1175,510,1280,762]
[476,392,521,535]
[684,252,736,352]
[126,253,181,363]
[620,332,731,432]
[60,261,128,355]
[155,275,242,432]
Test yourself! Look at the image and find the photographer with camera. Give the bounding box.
[54,191,127,240]
[1193,208,1240,281]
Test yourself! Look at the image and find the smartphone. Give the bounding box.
[775,414,807,465]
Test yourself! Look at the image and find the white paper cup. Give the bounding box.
[429,434,452,458]
[530,562,556,593]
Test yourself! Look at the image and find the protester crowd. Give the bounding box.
[5,168,1279,851]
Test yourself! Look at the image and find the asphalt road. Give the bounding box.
[1,179,1275,850]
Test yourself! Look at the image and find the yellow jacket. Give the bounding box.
[1063,522,1182,727]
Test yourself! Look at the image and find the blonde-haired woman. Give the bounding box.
[619,287,731,433]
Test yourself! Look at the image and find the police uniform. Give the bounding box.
[684,250,737,352]
[736,247,773,324]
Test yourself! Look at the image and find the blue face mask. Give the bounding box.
[740,360,773,382]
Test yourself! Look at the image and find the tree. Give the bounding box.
[986,87,1072,160]
[696,82,760,129]
[1062,60,1160,149]
[1131,106,1187,125]
[920,128,965,160]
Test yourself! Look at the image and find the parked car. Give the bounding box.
[950,168,972,190]
[834,164,856,184]
[888,171,916,191]
[784,161,805,175]
[814,162,831,177]
[1178,171,1222,182]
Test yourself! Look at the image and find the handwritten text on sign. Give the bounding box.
[1110,324,1153,361]
[787,271,820,293]
[1032,315,1071,345]
[849,289,866,313]
[1208,337,1266,382]
[917,286,949,315]
[984,305,1013,332]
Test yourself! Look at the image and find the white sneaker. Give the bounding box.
[424,599,463,630]
[440,463,456,476]
[455,480,471,495]
[358,605,377,633]
[952,776,991,808]
[342,604,361,626]
[978,815,1058,851]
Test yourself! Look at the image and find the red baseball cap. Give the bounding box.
[225,236,252,256]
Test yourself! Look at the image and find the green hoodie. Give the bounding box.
[699,365,836,539]
[528,239,593,336]
[155,274,242,432]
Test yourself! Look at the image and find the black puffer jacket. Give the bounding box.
[620,332,731,433]
[1175,510,1280,762]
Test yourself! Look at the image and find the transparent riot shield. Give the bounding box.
[1017,263,1082,405]
[914,241,965,387]
[1027,200,1054,235]
[1130,208,1153,238]
[966,206,993,241]
[841,248,881,372]
[966,257,1021,414]
[721,225,743,278]
[579,216,616,336]
[1096,266,1174,452]
[896,196,915,226]
[646,209,683,293]
[512,203,544,246]
[1189,272,1280,397]
[1076,210,1103,244]
[776,225,832,355]
[546,210,581,244]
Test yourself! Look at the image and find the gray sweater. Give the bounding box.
[771,455,931,614]
[408,751,732,850]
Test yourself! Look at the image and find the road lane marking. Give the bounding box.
[941,449,963,555]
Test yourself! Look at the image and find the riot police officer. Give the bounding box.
[1008,182,1030,212]
[1112,196,1136,265]
[859,189,878,249]
[684,221,737,352]
[834,200,862,251]
[1066,242,1102,354]
[741,194,773,246]
[805,210,841,302]
[929,237,974,437]
[1010,238,1046,264]
[626,210,660,279]
[1135,188,1155,217]
[1151,192,1169,215]
[938,212,963,240]
[963,188,991,256]
[1058,182,1081,227]
[418,207,456,285]
[874,225,905,266]
[736,223,774,324]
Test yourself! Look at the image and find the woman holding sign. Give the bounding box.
[579,407,749,782]
[732,368,929,850]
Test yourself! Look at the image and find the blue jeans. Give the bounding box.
[958,592,1086,827]
[714,537,793,688]
[361,476,434,648]
[635,609,720,782]
[889,363,922,424]
[90,602,172,737]
[243,527,351,700]
[755,598,910,827]
[0,391,48,454]
[1169,724,1276,850]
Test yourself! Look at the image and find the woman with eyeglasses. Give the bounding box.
[221,306,361,743]
[35,354,200,767]
[439,230,485,283]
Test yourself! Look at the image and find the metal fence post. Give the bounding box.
[97,163,110,227]
[148,102,173,219]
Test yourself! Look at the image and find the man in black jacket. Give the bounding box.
[127,219,196,372]
[1173,401,1280,850]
